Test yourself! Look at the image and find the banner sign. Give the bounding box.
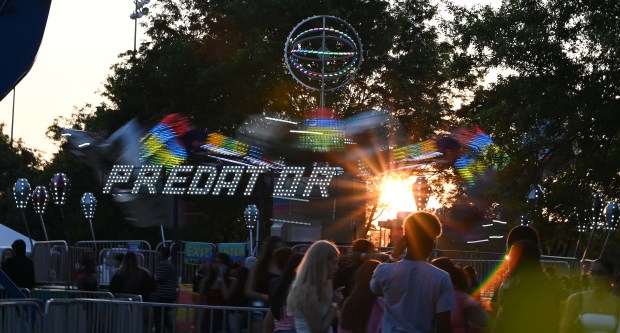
[127,242,141,252]
[217,243,248,264]
[102,165,339,197]
[184,242,215,262]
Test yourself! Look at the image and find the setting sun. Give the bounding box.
[375,173,441,222]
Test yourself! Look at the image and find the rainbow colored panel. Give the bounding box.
[203,133,275,167]
[140,114,191,170]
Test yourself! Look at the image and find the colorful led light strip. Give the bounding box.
[393,140,438,162]
[297,109,345,152]
[290,57,357,79]
[293,27,355,45]
[291,50,356,56]
[140,114,191,170]
[203,133,275,167]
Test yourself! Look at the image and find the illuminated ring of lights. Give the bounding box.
[284,16,363,92]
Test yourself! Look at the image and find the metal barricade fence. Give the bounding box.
[0,299,44,332]
[430,249,580,298]
[541,256,580,277]
[55,239,582,295]
[0,287,30,299]
[30,288,114,301]
[32,241,70,286]
[44,298,144,333]
[43,298,269,333]
[175,241,216,285]
[71,240,155,286]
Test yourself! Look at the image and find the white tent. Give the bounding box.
[0,223,35,253]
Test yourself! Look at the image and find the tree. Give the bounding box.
[43,0,469,244]
[0,123,42,239]
[447,0,620,255]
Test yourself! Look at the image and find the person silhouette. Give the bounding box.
[1,239,35,289]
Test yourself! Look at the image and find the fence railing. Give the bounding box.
[24,239,583,292]
[0,299,45,332]
[0,298,269,333]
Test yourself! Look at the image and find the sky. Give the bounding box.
[0,0,147,161]
[0,0,498,162]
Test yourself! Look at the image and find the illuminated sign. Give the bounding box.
[217,243,247,264]
[184,242,215,261]
[103,165,339,197]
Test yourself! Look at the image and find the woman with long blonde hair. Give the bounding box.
[287,240,343,333]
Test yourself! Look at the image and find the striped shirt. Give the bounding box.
[154,260,178,301]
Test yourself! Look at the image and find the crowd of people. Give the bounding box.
[2,210,620,333]
[186,212,620,333]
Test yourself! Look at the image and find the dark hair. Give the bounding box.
[270,253,304,320]
[11,239,26,256]
[228,264,250,307]
[351,239,375,253]
[431,257,469,291]
[253,236,284,294]
[114,253,125,263]
[117,251,144,292]
[200,252,231,293]
[214,252,231,266]
[159,246,171,260]
[83,257,97,274]
[339,260,381,332]
[463,265,477,279]
[508,240,542,276]
[272,247,293,272]
[506,225,539,250]
[81,252,96,267]
[403,212,442,258]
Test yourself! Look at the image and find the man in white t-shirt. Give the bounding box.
[370,211,455,333]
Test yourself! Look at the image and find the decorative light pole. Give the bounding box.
[582,191,605,261]
[244,204,259,256]
[50,173,70,241]
[80,193,97,241]
[601,201,619,257]
[129,0,150,53]
[13,178,34,250]
[412,176,431,211]
[32,186,49,241]
[518,214,530,226]
[573,208,588,258]
[525,184,544,227]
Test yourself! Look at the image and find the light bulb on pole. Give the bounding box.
[50,173,71,241]
[525,184,544,227]
[518,214,530,226]
[573,208,588,258]
[81,192,97,241]
[13,178,34,250]
[601,201,619,257]
[129,0,150,53]
[412,176,431,211]
[244,204,259,256]
[582,191,605,261]
[32,186,49,241]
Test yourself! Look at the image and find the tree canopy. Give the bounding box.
[448,0,620,254]
[3,0,617,255]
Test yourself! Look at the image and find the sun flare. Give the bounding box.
[374,173,440,222]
